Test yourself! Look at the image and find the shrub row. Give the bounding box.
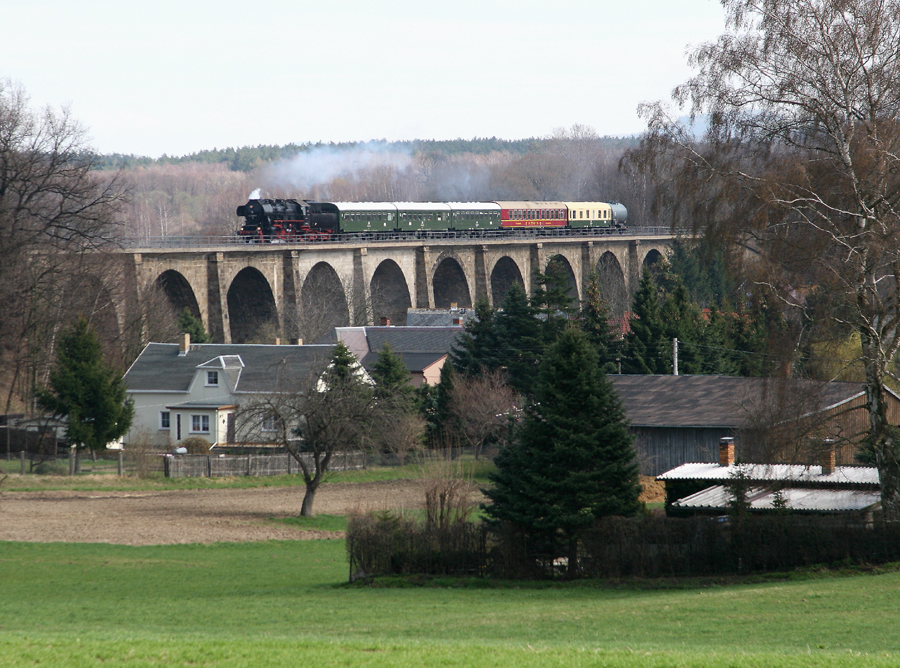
[347,513,900,580]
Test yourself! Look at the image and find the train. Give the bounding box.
[236,199,627,242]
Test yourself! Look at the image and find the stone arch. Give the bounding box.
[154,269,201,320]
[299,262,350,343]
[490,256,525,305]
[596,251,628,318]
[370,259,412,326]
[227,267,279,343]
[433,256,472,308]
[643,248,665,274]
[544,254,579,303]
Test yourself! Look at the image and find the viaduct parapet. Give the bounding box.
[120,233,676,344]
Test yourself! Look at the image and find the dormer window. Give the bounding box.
[206,370,219,386]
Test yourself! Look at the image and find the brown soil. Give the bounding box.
[0,476,664,546]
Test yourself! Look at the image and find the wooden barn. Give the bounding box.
[609,375,900,476]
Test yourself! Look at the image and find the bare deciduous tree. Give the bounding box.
[447,369,517,459]
[238,344,377,516]
[0,80,129,421]
[630,0,900,516]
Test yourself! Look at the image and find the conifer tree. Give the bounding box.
[177,308,210,343]
[530,261,576,345]
[370,344,412,403]
[494,283,543,396]
[621,270,668,374]
[484,328,641,577]
[451,298,501,376]
[37,317,133,470]
[580,271,619,374]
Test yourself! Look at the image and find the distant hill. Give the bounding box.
[92,136,641,172]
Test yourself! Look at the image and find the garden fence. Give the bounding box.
[164,451,365,478]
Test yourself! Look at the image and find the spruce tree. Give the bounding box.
[37,318,134,468]
[484,328,641,577]
[177,308,210,343]
[530,261,576,345]
[451,298,502,376]
[494,282,543,396]
[370,344,412,403]
[621,269,668,374]
[580,271,619,374]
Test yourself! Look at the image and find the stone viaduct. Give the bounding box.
[119,233,676,344]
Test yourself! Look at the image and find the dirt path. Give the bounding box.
[0,480,432,546]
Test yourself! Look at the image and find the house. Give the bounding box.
[326,325,464,387]
[123,334,338,449]
[609,375,900,476]
[657,437,881,520]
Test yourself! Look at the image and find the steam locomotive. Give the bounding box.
[236,199,627,242]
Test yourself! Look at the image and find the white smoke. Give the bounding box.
[248,188,261,199]
[258,141,414,198]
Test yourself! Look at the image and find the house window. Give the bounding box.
[262,414,279,432]
[160,411,170,430]
[191,414,210,433]
[206,371,219,386]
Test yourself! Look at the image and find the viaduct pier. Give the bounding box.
[120,230,677,344]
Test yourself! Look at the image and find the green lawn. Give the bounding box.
[0,539,898,667]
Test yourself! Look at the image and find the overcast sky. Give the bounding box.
[2,0,726,158]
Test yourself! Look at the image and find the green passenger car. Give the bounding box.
[331,202,398,233]
[448,202,502,231]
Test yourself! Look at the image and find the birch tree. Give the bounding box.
[631,0,900,516]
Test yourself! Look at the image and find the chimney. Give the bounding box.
[452,317,463,326]
[291,337,303,346]
[821,438,836,476]
[274,337,281,346]
[178,332,190,356]
[719,437,735,466]
[380,317,391,326]
[450,302,458,310]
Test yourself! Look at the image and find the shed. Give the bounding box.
[609,375,900,475]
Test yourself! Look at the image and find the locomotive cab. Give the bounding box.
[237,198,308,240]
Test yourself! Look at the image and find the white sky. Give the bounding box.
[2,0,726,158]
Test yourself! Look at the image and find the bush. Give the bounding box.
[347,512,486,580]
[33,460,68,475]
[178,436,211,454]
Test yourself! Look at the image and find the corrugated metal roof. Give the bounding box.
[657,462,879,486]
[674,485,881,513]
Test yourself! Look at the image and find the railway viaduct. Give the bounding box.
[118,232,677,344]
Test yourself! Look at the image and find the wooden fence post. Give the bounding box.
[117,450,123,476]
[20,449,25,475]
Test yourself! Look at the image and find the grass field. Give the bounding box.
[0,457,496,492]
[1,538,899,667]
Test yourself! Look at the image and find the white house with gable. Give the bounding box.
[123,334,341,449]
